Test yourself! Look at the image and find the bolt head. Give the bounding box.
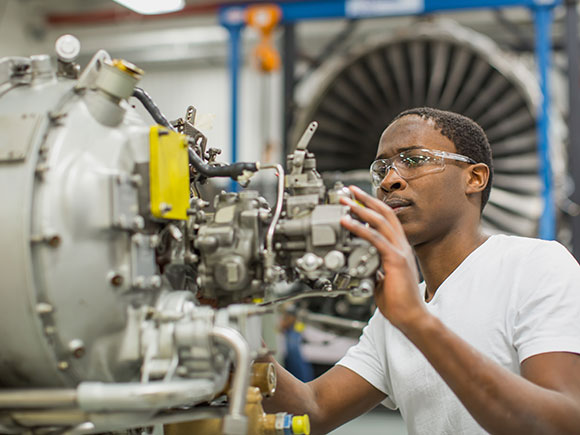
[48,235,61,248]
[110,274,124,287]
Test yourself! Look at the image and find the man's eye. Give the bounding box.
[401,155,430,167]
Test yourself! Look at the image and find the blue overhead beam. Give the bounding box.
[221,0,561,24]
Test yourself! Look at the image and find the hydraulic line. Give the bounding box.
[188,146,258,181]
[132,87,174,129]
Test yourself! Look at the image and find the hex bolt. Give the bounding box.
[57,361,69,371]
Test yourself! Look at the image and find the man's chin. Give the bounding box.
[399,221,423,247]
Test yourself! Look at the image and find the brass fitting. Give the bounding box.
[165,387,310,435]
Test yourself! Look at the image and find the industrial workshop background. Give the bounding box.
[0,1,579,434]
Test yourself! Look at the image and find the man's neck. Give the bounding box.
[415,226,488,302]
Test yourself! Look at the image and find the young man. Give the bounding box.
[263,108,580,434]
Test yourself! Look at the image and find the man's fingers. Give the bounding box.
[340,215,393,257]
[340,197,397,243]
[347,185,404,232]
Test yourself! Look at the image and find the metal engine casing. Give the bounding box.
[0,56,157,387]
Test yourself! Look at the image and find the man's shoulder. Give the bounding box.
[486,233,578,273]
[488,234,570,256]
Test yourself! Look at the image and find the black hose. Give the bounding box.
[132,87,173,129]
[188,147,258,181]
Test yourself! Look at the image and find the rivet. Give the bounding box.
[48,235,61,248]
[69,339,85,359]
[110,274,124,287]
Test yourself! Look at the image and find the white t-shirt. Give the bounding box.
[337,234,580,434]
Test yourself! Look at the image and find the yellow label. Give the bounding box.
[149,126,189,220]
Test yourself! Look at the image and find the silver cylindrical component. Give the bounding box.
[95,60,143,100]
[211,326,251,435]
[324,250,346,271]
[77,380,217,412]
[0,390,77,409]
[55,34,81,63]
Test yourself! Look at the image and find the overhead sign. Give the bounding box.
[345,0,424,18]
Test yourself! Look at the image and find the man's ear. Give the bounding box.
[465,163,489,195]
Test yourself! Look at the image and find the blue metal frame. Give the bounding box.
[533,5,556,240]
[220,0,561,239]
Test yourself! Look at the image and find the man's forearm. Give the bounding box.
[403,314,580,434]
[261,356,321,422]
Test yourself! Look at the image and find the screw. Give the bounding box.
[160,203,172,214]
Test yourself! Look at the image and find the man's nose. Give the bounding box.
[380,165,406,192]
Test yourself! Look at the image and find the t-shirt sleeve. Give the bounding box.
[513,241,580,363]
[336,309,397,409]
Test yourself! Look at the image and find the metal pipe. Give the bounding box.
[533,5,556,240]
[261,164,285,258]
[8,408,228,434]
[259,289,349,306]
[76,379,217,412]
[9,410,154,433]
[298,309,366,332]
[188,146,258,180]
[211,326,251,435]
[0,390,77,409]
[132,87,174,129]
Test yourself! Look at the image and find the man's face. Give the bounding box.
[375,115,469,246]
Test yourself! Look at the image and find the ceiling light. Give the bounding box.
[113,0,185,15]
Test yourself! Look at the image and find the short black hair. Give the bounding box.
[392,107,493,212]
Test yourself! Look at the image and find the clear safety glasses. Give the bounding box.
[370,148,477,188]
